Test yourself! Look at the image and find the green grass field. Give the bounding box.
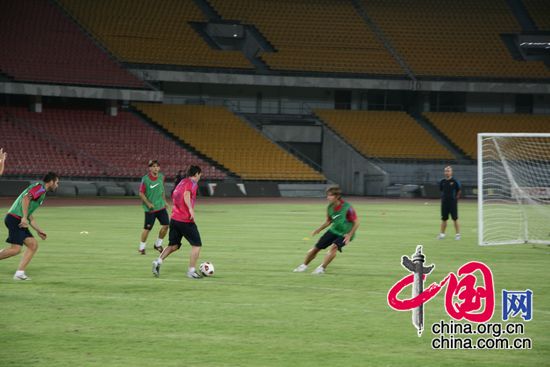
[1,198,549,367]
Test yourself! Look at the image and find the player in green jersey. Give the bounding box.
[294,186,359,274]
[138,160,170,255]
[1,172,59,280]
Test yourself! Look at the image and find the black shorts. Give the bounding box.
[441,200,458,221]
[168,219,202,248]
[315,231,347,252]
[144,208,170,229]
[4,214,33,246]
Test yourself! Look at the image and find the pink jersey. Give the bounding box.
[171,178,198,223]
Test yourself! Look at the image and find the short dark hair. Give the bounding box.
[43,172,59,183]
[187,165,202,177]
[148,160,159,167]
[326,185,342,198]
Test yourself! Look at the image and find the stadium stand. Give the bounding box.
[0,0,145,88]
[523,0,550,30]
[0,106,226,179]
[207,0,404,75]
[315,109,455,160]
[424,112,550,159]
[59,0,252,70]
[134,103,326,181]
[361,0,550,79]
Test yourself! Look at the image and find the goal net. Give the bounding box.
[478,133,550,245]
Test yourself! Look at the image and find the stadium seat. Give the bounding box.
[523,0,550,30]
[361,0,550,79]
[59,0,252,70]
[424,112,550,159]
[0,106,227,179]
[315,109,455,160]
[134,103,326,181]
[0,0,145,88]
[208,0,404,76]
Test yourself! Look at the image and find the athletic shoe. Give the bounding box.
[187,271,202,279]
[437,233,446,240]
[293,264,308,273]
[13,273,30,281]
[152,260,161,277]
[154,245,163,254]
[139,248,146,255]
[455,234,461,241]
[312,266,325,275]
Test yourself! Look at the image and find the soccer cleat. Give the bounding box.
[293,264,308,273]
[437,233,446,240]
[139,248,146,255]
[455,234,461,241]
[186,271,202,279]
[152,260,161,277]
[312,266,325,275]
[154,245,163,254]
[13,273,30,281]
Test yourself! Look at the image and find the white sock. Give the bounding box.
[139,242,146,250]
[189,267,196,273]
[15,270,25,276]
[439,233,445,237]
[156,258,163,264]
[155,238,163,248]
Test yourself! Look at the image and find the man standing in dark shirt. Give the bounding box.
[438,166,461,240]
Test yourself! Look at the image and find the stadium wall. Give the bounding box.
[322,126,388,196]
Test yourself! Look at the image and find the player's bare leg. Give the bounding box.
[159,225,168,239]
[294,247,320,272]
[0,244,21,260]
[304,247,320,265]
[453,219,461,240]
[321,244,339,269]
[152,244,179,277]
[17,238,38,272]
[187,245,202,278]
[139,228,151,254]
[438,221,447,239]
[154,225,169,253]
[312,245,338,274]
[160,244,179,261]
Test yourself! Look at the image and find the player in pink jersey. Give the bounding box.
[152,166,203,279]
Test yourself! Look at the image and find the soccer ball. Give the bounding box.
[199,262,215,277]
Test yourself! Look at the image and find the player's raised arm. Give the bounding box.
[312,217,331,236]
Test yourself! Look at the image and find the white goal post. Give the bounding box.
[478,133,550,246]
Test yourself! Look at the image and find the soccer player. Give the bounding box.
[152,165,203,279]
[0,172,59,280]
[138,160,170,255]
[294,186,359,274]
[438,166,461,240]
[0,148,6,175]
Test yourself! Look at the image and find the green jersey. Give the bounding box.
[140,173,166,211]
[8,182,47,219]
[327,200,357,239]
